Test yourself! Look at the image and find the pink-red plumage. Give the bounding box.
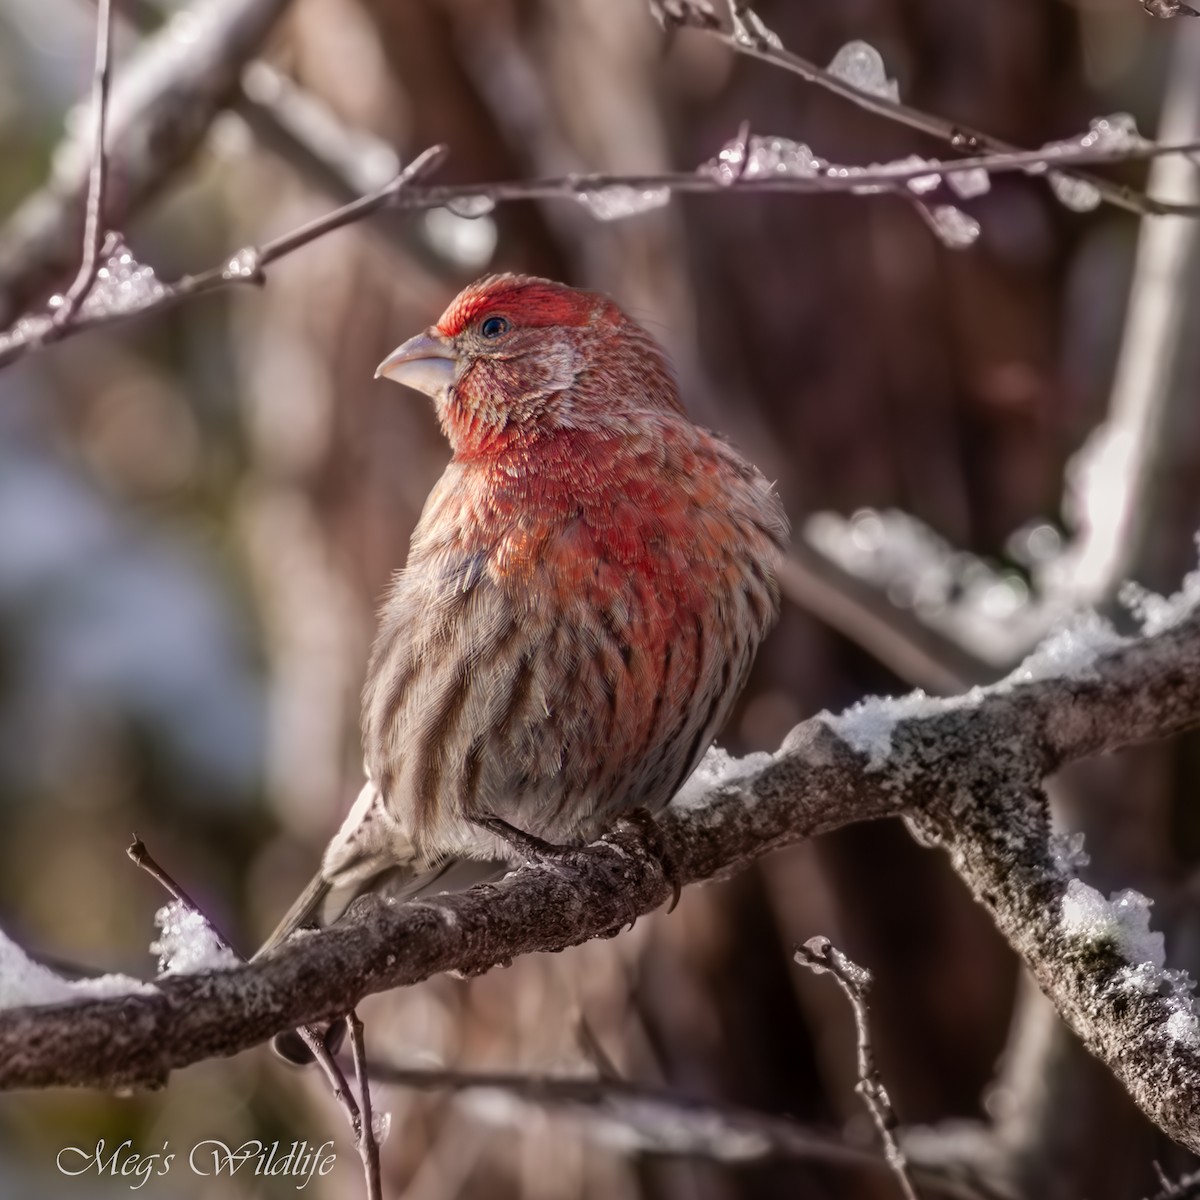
[262,273,788,959]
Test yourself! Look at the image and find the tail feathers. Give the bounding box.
[262,856,506,1067]
[254,870,335,961]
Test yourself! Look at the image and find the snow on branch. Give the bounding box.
[1,565,1200,1165]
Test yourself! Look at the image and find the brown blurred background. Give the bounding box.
[2,0,1200,1196]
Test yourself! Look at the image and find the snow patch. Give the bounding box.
[821,607,1128,770]
[0,928,155,1009]
[150,901,239,975]
[1005,611,1127,684]
[820,691,976,771]
[1060,880,1165,967]
[671,746,774,810]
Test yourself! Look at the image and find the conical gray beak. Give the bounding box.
[375,330,456,397]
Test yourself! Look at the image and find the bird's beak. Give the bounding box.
[374,329,456,397]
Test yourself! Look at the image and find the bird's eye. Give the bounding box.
[480,316,509,339]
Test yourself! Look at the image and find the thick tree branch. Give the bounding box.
[1,603,1199,1172]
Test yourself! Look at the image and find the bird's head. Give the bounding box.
[376,274,682,456]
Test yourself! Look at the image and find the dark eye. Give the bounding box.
[480,316,509,339]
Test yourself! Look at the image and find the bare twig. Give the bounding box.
[54,0,114,327]
[0,145,447,367]
[777,544,986,694]
[127,838,215,924]
[126,838,380,1200]
[347,1012,383,1200]
[795,937,921,1200]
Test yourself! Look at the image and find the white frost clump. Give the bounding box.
[1004,611,1126,685]
[1060,880,1165,967]
[946,167,991,199]
[0,928,156,1009]
[820,691,972,771]
[827,41,899,102]
[1166,1007,1200,1048]
[1060,883,1200,1048]
[922,204,981,249]
[577,186,670,222]
[820,606,1131,771]
[1035,114,1145,213]
[704,134,822,184]
[1049,831,1091,873]
[1048,173,1101,213]
[671,745,774,810]
[371,1110,393,1146]
[150,901,239,976]
[1121,539,1200,636]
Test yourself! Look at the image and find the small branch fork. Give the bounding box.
[125,838,383,1200]
[795,938,921,1200]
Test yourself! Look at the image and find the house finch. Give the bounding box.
[260,273,788,970]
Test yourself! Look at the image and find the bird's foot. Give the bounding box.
[471,811,682,926]
[612,808,683,914]
[470,814,577,862]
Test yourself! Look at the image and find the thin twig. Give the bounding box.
[795,937,921,1200]
[54,0,114,326]
[125,837,380,1200]
[347,1012,383,1200]
[362,1062,894,1172]
[575,1012,625,1082]
[0,144,447,367]
[127,838,213,923]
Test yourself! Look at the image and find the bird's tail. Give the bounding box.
[254,870,335,961]
[255,778,508,1063]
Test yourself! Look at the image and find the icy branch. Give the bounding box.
[7,7,1200,367]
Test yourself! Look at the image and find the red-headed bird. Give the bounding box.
[261,274,788,966]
